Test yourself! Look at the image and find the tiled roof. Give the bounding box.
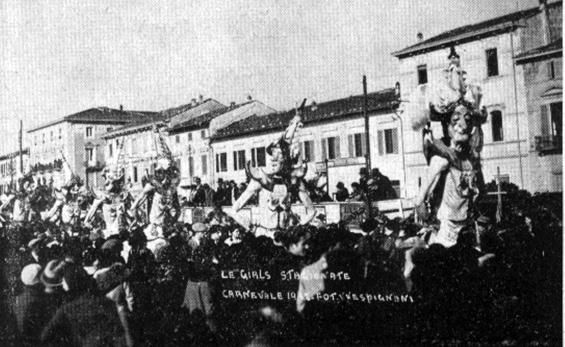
[392,3,560,58]
[515,39,563,63]
[102,99,222,139]
[28,107,159,133]
[168,101,254,134]
[213,88,399,141]
[0,148,29,161]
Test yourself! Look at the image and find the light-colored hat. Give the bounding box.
[192,222,208,233]
[41,260,66,288]
[21,264,42,286]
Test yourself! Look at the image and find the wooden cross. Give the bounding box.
[487,166,507,223]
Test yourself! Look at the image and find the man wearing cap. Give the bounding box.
[12,264,50,346]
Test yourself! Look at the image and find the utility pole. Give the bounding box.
[19,120,23,173]
[362,75,373,218]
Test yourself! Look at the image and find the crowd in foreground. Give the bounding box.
[0,190,561,346]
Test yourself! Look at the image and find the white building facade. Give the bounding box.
[211,89,402,199]
[393,1,562,195]
[167,100,276,188]
[0,149,30,194]
[28,107,156,188]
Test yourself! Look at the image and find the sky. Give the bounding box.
[0,0,538,152]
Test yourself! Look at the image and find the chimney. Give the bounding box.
[247,95,252,101]
[230,101,236,108]
[395,82,401,98]
[119,104,123,111]
[199,94,204,103]
[417,32,424,42]
[191,98,197,106]
[539,0,551,44]
[310,100,318,111]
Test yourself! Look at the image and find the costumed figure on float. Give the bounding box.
[44,152,90,238]
[130,126,181,252]
[408,46,487,247]
[84,140,134,240]
[230,99,316,237]
[0,172,43,229]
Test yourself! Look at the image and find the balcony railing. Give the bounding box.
[535,135,562,155]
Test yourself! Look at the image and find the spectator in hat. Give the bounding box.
[203,184,216,207]
[190,177,205,206]
[347,182,364,202]
[12,264,50,346]
[335,182,349,202]
[41,267,130,347]
[98,237,125,268]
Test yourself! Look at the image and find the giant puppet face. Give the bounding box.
[103,168,124,193]
[448,104,473,146]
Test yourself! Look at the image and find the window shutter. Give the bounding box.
[540,105,549,136]
[216,154,219,173]
[377,130,384,155]
[391,128,399,154]
[361,133,367,157]
[334,136,340,158]
[348,135,354,157]
[322,138,327,160]
[233,152,237,171]
[251,148,256,167]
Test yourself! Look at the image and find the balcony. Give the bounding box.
[85,160,104,172]
[535,135,562,155]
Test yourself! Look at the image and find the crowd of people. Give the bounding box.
[334,168,397,203]
[0,181,561,345]
[185,167,397,208]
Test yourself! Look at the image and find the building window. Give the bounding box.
[188,132,193,141]
[216,153,227,172]
[175,135,180,144]
[42,134,45,144]
[34,136,37,146]
[58,128,62,139]
[491,111,504,142]
[133,166,138,182]
[417,64,428,85]
[86,148,94,162]
[486,48,499,77]
[201,130,207,139]
[108,143,113,157]
[106,127,113,133]
[302,141,315,161]
[188,156,194,177]
[322,136,340,160]
[348,133,367,157]
[550,102,562,137]
[86,127,93,138]
[377,129,398,155]
[547,61,556,79]
[50,131,53,142]
[233,150,246,171]
[201,155,207,175]
[251,147,266,167]
[131,138,137,154]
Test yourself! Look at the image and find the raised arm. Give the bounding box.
[282,99,306,144]
[84,198,104,226]
[414,155,449,209]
